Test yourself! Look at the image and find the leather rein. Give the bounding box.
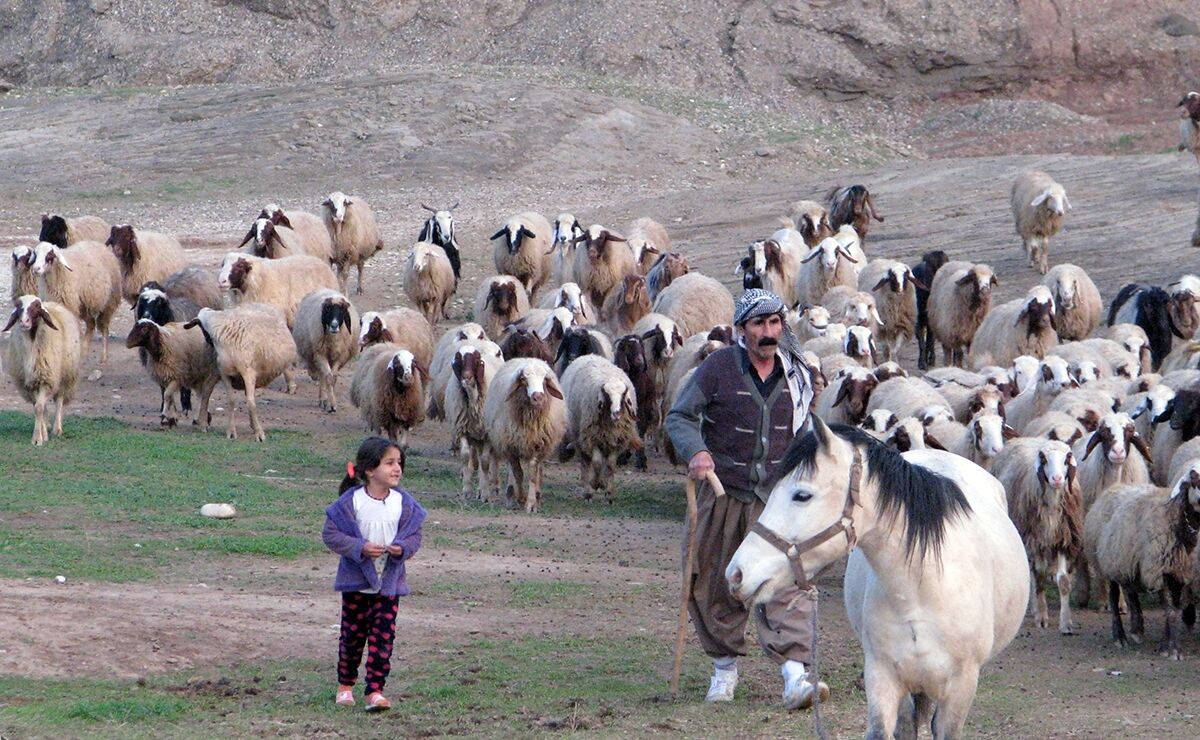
[749,448,864,592]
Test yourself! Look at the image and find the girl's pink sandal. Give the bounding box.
[335,689,355,706]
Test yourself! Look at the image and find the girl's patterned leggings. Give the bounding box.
[337,591,400,693]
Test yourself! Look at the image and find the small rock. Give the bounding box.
[54,575,66,584]
[87,369,103,381]
[754,147,776,157]
[1159,13,1199,36]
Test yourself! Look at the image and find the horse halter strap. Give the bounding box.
[750,448,863,592]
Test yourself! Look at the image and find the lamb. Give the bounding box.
[784,200,833,247]
[320,192,384,295]
[912,250,949,370]
[857,259,918,362]
[968,285,1058,369]
[813,365,877,425]
[473,275,530,341]
[550,213,585,286]
[134,282,212,420]
[10,247,36,300]
[292,289,359,412]
[927,260,997,367]
[1042,264,1100,341]
[444,343,504,500]
[416,202,462,285]
[645,252,690,303]
[125,318,219,427]
[183,303,297,442]
[426,322,491,419]
[1149,388,1200,486]
[1072,412,1153,511]
[491,211,554,299]
[826,185,884,243]
[601,273,651,336]
[1006,355,1078,433]
[796,236,860,307]
[349,345,426,448]
[625,217,671,275]
[991,438,1083,634]
[30,241,122,363]
[1084,470,1200,657]
[1103,324,1154,375]
[3,296,82,445]
[651,272,734,338]
[259,203,335,263]
[560,355,641,502]
[218,252,339,329]
[484,358,568,512]
[403,242,455,325]
[38,213,110,248]
[1011,171,1070,274]
[537,282,594,325]
[106,225,187,306]
[572,224,635,308]
[1109,277,1200,370]
[820,286,884,336]
[736,230,806,306]
[789,305,838,344]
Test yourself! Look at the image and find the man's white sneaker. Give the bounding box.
[782,662,830,710]
[705,666,738,702]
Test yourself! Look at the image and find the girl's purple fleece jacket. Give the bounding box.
[321,487,427,597]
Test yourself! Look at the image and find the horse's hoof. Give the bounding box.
[1060,625,1076,636]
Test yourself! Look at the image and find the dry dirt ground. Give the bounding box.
[2,64,1200,736]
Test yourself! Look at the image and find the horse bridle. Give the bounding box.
[749,448,863,592]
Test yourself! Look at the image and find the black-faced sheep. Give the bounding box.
[473,275,530,341]
[572,224,635,309]
[293,289,359,412]
[321,191,384,295]
[992,438,1083,634]
[736,230,806,307]
[560,355,640,502]
[403,242,455,325]
[39,213,110,248]
[857,259,919,363]
[826,185,884,243]
[106,225,187,307]
[349,344,427,449]
[968,285,1058,369]
[125,318,219,428]
[484,358,568,512]
[417,202,462,285]
[553,325,613,377]
[183,303,297,442]
[491,212,553,299]
[218,252,339,329]
[927,260,997,368]
[651,272,734,338]
[1043,264,1101,341]
[445,343,504,500]
[912,250,949,370]
[1011,171,1069,274]
[3,296,82,445]
[1109,276,1200,370]
[31,241,122,364]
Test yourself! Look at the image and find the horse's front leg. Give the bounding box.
[863,660,906,740]
[931,664,981,740]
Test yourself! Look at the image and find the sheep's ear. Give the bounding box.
[546,379,564,400]
[1030,192,1051,208]
[955,272,973,286]
[1081,431,1102,460]
[1001,423,1019,440]
[1062,194,1072,211]
[831,382,850,408]
[519,226,536,241]
[182,318,201,330]
[602,230,626,243]
[35,304,58,331]
[989,275,999,287]
[923,431,947,450]
[489,227,507,241]
[2,308,18,332]
[872,276,890,292]
[274,212,293,229]
[1014,305,1029,327]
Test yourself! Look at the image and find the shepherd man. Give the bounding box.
[665,288,829,709]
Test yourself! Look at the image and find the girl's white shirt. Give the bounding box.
[352,486,403,593]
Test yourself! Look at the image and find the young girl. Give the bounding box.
[322,436,426,712]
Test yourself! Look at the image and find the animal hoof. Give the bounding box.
[1060,626,1076,636]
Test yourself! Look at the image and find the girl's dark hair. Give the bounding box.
[338,436,405,494]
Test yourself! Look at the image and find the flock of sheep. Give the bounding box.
[5,93,1200,653]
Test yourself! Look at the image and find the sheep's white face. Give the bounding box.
[863,408,897,433]
[1054,276,1077,309]
[252,218,272,247]
[1037,441,1074,490]
[971,413,1008,460]
[1039,356,1075,391]
[1172,274,1200,301]
[11,245,30,267]
[1146,385,1176,423]
[521,366,550,402]
[13,295,41,330]
[844,325,874,358]
[409,245,429,271]
[218,252,248,289]
[815,239,840,270]
[749,241,767,274]
[1072,361,1100,385]
[888,265,907,292]
[1031,187,1068,215]
[434,211,454,241]
[802,306,831,334]
[326,192,350,224]
[1120,335,1146,357]
[555,283,586,316]
[358,313,383,345]
[479,340,503,361]
[628,237,656,265]
[30,242,63,276]
[919,404,954,426]
[538,307,575,340]
[552,214,579,247]
[388,349,415,379]
[601,380,626,421]
[1092,413,1137,464]
[1012,355,1041,393]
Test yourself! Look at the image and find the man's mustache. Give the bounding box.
[758,337,778,347]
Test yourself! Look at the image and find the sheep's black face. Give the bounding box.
[1024,299,1055,334]
[490,284,515,314]
[322,301,350,334]
[135,294,173,325]
[889,425,912,452]
[39,215,69,249]
[614,338,647,376]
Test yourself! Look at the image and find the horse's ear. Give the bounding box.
[810,414,832,450]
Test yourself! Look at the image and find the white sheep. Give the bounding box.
[651,272,734,338]
[259,204,334,262]
[293,289,359,412]
[350,344,427,449]
[991,438,1083,634]
[927,260,997,367]
[1072,412,1153,511]
[183,303,297,442]
[444,343,505,500]
[1006,355,1078,433]
[10,246,36,300]
[218,252,339,329]
[952,410,1016,470]
[321,191,384,295]
[1168,437,1200,488]
[38,213,111,248]
[1023,411,1086,446]
[106,225,187,306]
[857,259,917,362]
[491,212,553,299]
[867,376,953,422]
[1042,264,1100,341]
[473,275,531,341]
[820,285,884,336]
[795,236,860,307]
[738,229,806,306]
[560,355,641,502]
[3,296,82,445]
[572,224,636,308]
[788,305,835,343]
[1012,170,1070,274]
[1084,469,1200,657]
[537,282,594,325]
[625,217,671,275]
[30,241,122,363]
[550,213,585,286]
[426,322,489,420]
[125,318,219,427]
[484,358,568,512]
[968,285,1059,369]
[1103,324,1154,375]
[403,242,455,325]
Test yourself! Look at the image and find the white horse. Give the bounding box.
[726,417,1029,739]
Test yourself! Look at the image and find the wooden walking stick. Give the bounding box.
[671,470,725,696]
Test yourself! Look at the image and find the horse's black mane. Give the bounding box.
[769,423,972,563]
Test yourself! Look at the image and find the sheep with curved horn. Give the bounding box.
[418,202,462,286]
